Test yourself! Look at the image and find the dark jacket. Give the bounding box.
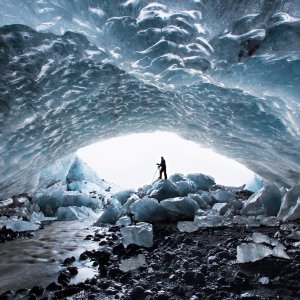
[159,158,166,170]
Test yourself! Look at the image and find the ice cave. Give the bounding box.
[0,0,300,299]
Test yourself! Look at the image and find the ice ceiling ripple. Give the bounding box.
[0,0,299,199]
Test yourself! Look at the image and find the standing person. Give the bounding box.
[157,156,167,180]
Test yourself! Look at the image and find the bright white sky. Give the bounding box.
[77,132,254,189]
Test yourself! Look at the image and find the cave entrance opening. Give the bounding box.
[77,131,254,190]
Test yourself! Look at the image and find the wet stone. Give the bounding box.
[99,240,107,246]
[163,251,175,263]
[172,285,186,296]
[130,285,145,300]
[195,272,206,285]
[79,252,88,260]
[98,280,110,289]
[217,276,227,285]
[58,269,71,285]
[183,271,196,284]
[199,265,208,275]
[46,282,63,291]
[108,267,123,277]
[67,266,79,276]
[63,256,76,266]
[29,286,44,296]
[15,288,29,296]
[156,290,170,300]
[55,286,81,298]
[106,287,118,295]
[113,243,126,255]
[216,250,232,260]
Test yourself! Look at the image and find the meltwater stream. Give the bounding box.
[0,220,103,293]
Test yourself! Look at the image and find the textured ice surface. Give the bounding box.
[237,234,290,263]
[67,157,109,190]
[1,1,300,200]
[29,211,46,224]
[116,216,132,226]
[194,215,224,228]
[147,180,180,201]
[34,187,101,216]
[237,243,273,263]
[177,221,199,233]
[251,232,284,248]
[67,181,106,196]
[188,193,209,209]
[160,197,199,220]
[130,198,168,222]
[56,206,97,221]
[95,198,123,224]
[186,174,215,191]
[119,254,146,272]
[169,174,187,183]
[114,190,137,205]
[233,215,279,227]
[38,154,76,190]
[0,220,40,232]
[212,203,229,215]
[212,190,236,203]
[241,184,282,216]
[258,277,269,285]
[272,247,290,260]
[245,175,265,193]
[169,174,197,196]
[176,180,197,197]
[121,222,153,248]
[277,184,300,221]
[123,195,139,214]
[287,231,300,241]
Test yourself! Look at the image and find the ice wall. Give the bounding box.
[0,0,299,199]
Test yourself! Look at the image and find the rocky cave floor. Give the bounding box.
[1,222,300,300]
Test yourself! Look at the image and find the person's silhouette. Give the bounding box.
[157,156,167,180]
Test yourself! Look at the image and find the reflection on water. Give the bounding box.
[0,220,102,293]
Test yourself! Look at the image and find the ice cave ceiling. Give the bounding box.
[0,0,299,199]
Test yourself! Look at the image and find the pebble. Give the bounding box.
[63,256,75,266]
[46,282,63,291]
[29,286,44,296]
[130,285,145,300]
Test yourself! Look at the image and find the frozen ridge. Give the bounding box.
[0,1,300,199]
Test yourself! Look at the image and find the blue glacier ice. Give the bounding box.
[245,175,265,193]
[0,0,300,204]
[121,222,153,248]
[119,254,147,272]
[57,206,97,221]
[277,184,300,221]
[95,198,123,224]
[186,174,215,191]
[147,180,180,201]
[187,193,210,209]
[123,194,140,214]
[0,219,40,232]
[114,189,137,205]
[241,184,282,216]
[211,189,236,203]
[130,197,168,222]
[33,184,101,216]
[160,197,200,220]
[116,216,132,226]
[67,157,110,190]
